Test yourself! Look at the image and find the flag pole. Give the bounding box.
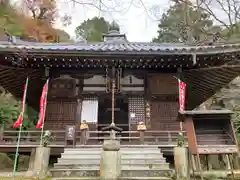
[12,77,28,179]
[12,113,23,180]
[40,79,49,146]
[174,76,203,179]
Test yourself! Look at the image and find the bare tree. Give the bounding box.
[58,0,160,28]
[198,0,240,39]
[21,0,57,23]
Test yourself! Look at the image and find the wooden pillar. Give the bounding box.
[184,116,202,172]
[191,154,197,171]
[206,155,212,170]
[233,153,240,169]
[168,132,172,144]
[26,131,31,142]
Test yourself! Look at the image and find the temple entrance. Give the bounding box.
[98,96,129,136]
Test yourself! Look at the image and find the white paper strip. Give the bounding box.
[81,99,98,123]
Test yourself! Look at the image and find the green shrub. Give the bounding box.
[18,155,30,171]
[0,153,13,170]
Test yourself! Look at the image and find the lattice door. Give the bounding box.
[151,101,179,130]
[128,97,145,126]
[45,100,77,129]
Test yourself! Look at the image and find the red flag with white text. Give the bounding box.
[13,78,28,128]
[36,80,49,129]
[178,79,186,112]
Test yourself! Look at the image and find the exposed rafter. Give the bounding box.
[182,65,240,109]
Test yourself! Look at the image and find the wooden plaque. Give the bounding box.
[49,79,76,97]
[148,74,178,95]
[65,125,76,141]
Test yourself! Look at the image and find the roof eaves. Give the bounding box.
[0,41,240,55]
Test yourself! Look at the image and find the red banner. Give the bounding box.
[13,78,28,128]
[178,79,186,112]
[36,80,49,129]
[13,113,23,129]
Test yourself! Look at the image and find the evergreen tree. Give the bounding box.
[75,17,118,42]
[152,1,217,43]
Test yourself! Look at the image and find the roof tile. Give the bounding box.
[0,38,240,54]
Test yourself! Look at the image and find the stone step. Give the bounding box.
[123,155,165,159]
[61,154,101,159]
[54,163,170,169]
[64,148,102,152]
[51,168,172,178]
[62,150,163,155]
[52,178,100,180]
[120,177,171,180]
[121,169,173,177]
[50,168,99,177]
[64,147,161,150]
[61,154,165,159]
[64,145,160,149]
[121,148,161,151]
[57,159,167,165]
[58,157,166,165]
[62,151,101,155]
[57,159,100,164]
[56,159,166,165]
[52,177,171,180]
[64,147,161,152]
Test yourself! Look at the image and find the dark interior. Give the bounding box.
[194,116,236,145]
[98,96,129,134]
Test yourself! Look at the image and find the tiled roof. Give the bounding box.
[0,35,240,55]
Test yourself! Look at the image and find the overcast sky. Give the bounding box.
[55,0,172,42]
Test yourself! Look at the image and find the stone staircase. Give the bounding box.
[51,145,172,180]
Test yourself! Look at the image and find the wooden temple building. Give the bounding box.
[0,25,239,161]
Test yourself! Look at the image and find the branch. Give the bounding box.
[199,0,230,29]
[38,7,47,20]
[231,0,240,23]
[215,0,233,25]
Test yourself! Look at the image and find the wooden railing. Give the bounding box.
[195,129,235,145]
[0,129,186,146]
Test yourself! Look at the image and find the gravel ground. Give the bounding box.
[0,171,26,177]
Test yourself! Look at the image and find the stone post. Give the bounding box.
[223,154,231,170]
[137,121,146,144]
[233,153,240,169]
[206,155,212,170]
[80,121,89,145]
[174,147,189,179]
[25,148,36,177]
[100,139,121,180]
[31,146,50,179]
